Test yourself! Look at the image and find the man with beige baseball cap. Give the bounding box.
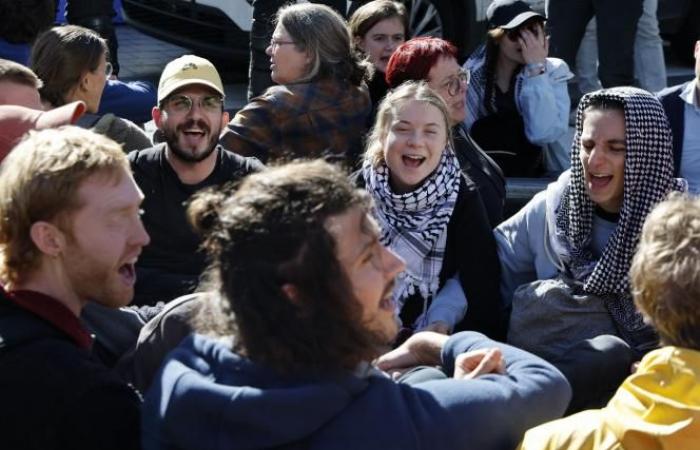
[156,54,226,104]
[128,54,263,306]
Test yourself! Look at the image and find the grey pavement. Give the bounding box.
[116,25,248,112]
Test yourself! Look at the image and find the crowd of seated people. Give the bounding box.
[0,0,699,449]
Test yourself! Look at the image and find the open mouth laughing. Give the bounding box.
[118,259,137,286]
[402,154,426,168]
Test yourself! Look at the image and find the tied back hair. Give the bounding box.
[186,161,386,374]
[186,181,244,340]
[30,25,108,107]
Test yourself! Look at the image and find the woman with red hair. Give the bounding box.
[386,36,505,227]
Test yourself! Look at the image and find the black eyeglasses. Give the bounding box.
[164,94,224,114]
[506,22,541,42]
[443,68,470,96]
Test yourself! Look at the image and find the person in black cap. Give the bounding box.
[545,0,643,91]
[463,0,573,177]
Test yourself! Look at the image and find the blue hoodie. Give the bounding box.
[142,331,571,450]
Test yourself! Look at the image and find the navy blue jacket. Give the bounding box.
[657,81,689,176]
[142,332,571,450]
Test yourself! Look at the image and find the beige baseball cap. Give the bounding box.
[157,55,225,103]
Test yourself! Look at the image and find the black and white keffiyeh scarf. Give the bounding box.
[554,87,686,334]
[362,148,461,306]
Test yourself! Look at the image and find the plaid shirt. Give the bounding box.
[220,78,370,166]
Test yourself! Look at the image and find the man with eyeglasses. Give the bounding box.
[128,55,263,306]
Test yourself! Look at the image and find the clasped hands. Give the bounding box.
[375,331,505,380]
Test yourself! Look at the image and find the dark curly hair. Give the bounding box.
[188,160,383,374]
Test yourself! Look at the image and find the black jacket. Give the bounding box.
[0,291,141,450]
[453,124,506,227]
[657,81,688,176]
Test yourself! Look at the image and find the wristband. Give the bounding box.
[525,62,546,77]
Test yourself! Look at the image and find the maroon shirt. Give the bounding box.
[2,286,93,349]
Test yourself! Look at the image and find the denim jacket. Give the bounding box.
[464,45,574,173]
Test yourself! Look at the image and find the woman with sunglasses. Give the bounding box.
[464,0,572,177]
[386,37,506,227]
[220,3,370,167]
[30,25,151,152]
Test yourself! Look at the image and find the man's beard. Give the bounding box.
[163,119,220,163]
[63,238,133,309]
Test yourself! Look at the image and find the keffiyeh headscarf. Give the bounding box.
[554,87,686,334]
[362,148,461,306]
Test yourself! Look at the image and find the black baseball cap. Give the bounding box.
[486,0,545,30]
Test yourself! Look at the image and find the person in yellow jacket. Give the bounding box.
[518,193,700,450]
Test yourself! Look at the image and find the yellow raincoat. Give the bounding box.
[518,346,700,450]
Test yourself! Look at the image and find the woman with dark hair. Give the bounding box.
[349,0,407,120]
[31,25,151,152]
[386,36,505,227]
[361,81,504,340]
[497,87,686,411]
[220,3,370,166]
[464,0,572,176]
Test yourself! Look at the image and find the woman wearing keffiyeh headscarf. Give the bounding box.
[361,81,504,342]
[496,86,686,412]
